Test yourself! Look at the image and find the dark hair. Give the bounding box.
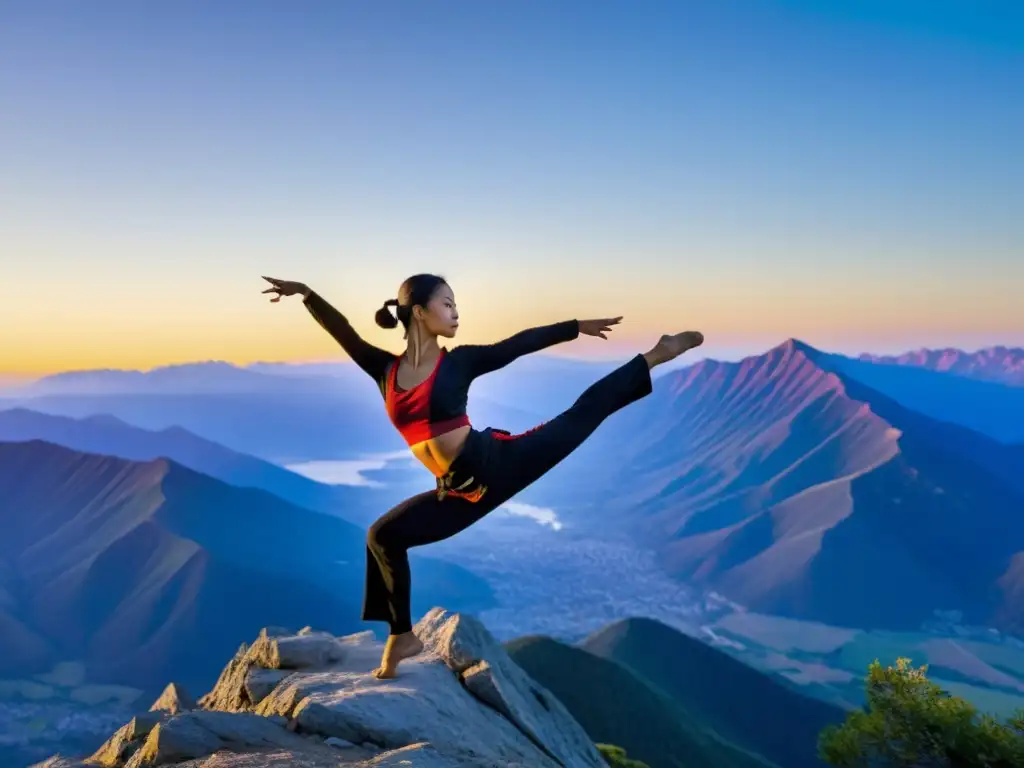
[375,273,449,337]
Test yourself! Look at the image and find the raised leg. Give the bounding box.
[487,353,654,496]
[488,333,703,497]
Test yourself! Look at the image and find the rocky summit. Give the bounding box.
[32,607,608,768]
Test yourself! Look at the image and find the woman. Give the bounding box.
[262,273,703,678]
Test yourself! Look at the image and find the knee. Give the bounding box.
[367,518,399,553]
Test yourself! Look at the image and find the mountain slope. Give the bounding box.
[0,440,494,692]
[0,407,384,522]
[859,346,1024,387]
[579,617,847,768]
[505,634,774,768]
[543,340,1024,633]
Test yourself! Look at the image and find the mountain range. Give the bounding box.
[859,345,1024,387]
[0,439,494,693]
[538,339,1024,634]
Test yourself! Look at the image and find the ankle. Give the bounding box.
[643,349,665,370]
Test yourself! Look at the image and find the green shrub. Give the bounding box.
[819,657,1024,766]
[597,742,652,768]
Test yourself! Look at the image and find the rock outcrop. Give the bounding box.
[32,608,608,768]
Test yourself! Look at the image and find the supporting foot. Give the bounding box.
[372,631,424,679]
[643,331,704,369]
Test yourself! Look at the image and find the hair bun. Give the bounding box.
[374,299,400,329]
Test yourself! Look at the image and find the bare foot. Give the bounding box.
[372,631,424,679]
[643,331,704,369]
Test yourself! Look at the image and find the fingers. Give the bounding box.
[601,317,622,339]
[261,276,286,303]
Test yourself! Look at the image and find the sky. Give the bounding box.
[1,0,1022,377]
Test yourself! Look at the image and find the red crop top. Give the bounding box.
[302,290,580,447]
[384,348,471,445]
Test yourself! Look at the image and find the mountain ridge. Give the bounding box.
[539,338,1024,634]
[858,345,1024,387]
[0,407,386,522]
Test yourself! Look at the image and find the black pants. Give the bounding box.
[363,353,653,634]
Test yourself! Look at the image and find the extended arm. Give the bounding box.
[452,319,580,379]
[302,290,395,385]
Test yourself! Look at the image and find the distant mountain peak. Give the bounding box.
[775,338,821,357]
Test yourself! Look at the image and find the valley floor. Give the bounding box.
[428,521,1024,719]
[429,520,726,642]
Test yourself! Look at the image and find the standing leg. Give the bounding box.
[363,488,503,677]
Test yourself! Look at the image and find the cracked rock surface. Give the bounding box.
[32,607,607,768]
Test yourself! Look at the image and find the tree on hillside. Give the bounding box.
[597,743,651,768]
[819,657,1024,766]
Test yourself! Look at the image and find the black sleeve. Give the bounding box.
[450,320,580,379]
[302,291,395,386]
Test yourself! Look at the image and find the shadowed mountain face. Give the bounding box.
[542,340,1024,633]
[859,346,1024,388]
[0,440,495,692]
[577,616,847,768]
[820,350,1024,443]
[505,633,774,768]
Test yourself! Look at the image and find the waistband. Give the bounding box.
[436,427,495,503]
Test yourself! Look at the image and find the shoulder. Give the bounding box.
[443,345,476,370]
[445,344,481,360]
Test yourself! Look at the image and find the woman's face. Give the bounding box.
[415,283,459,338]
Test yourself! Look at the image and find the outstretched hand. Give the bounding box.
[578,317,622,340]
[261,276,309,303]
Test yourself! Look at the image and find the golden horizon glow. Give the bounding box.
[5,227,1023,378]
[5,271,1023,377]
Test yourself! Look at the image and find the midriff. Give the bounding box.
[410,424,472,477]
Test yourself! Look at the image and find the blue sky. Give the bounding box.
[1,0,1022,374]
